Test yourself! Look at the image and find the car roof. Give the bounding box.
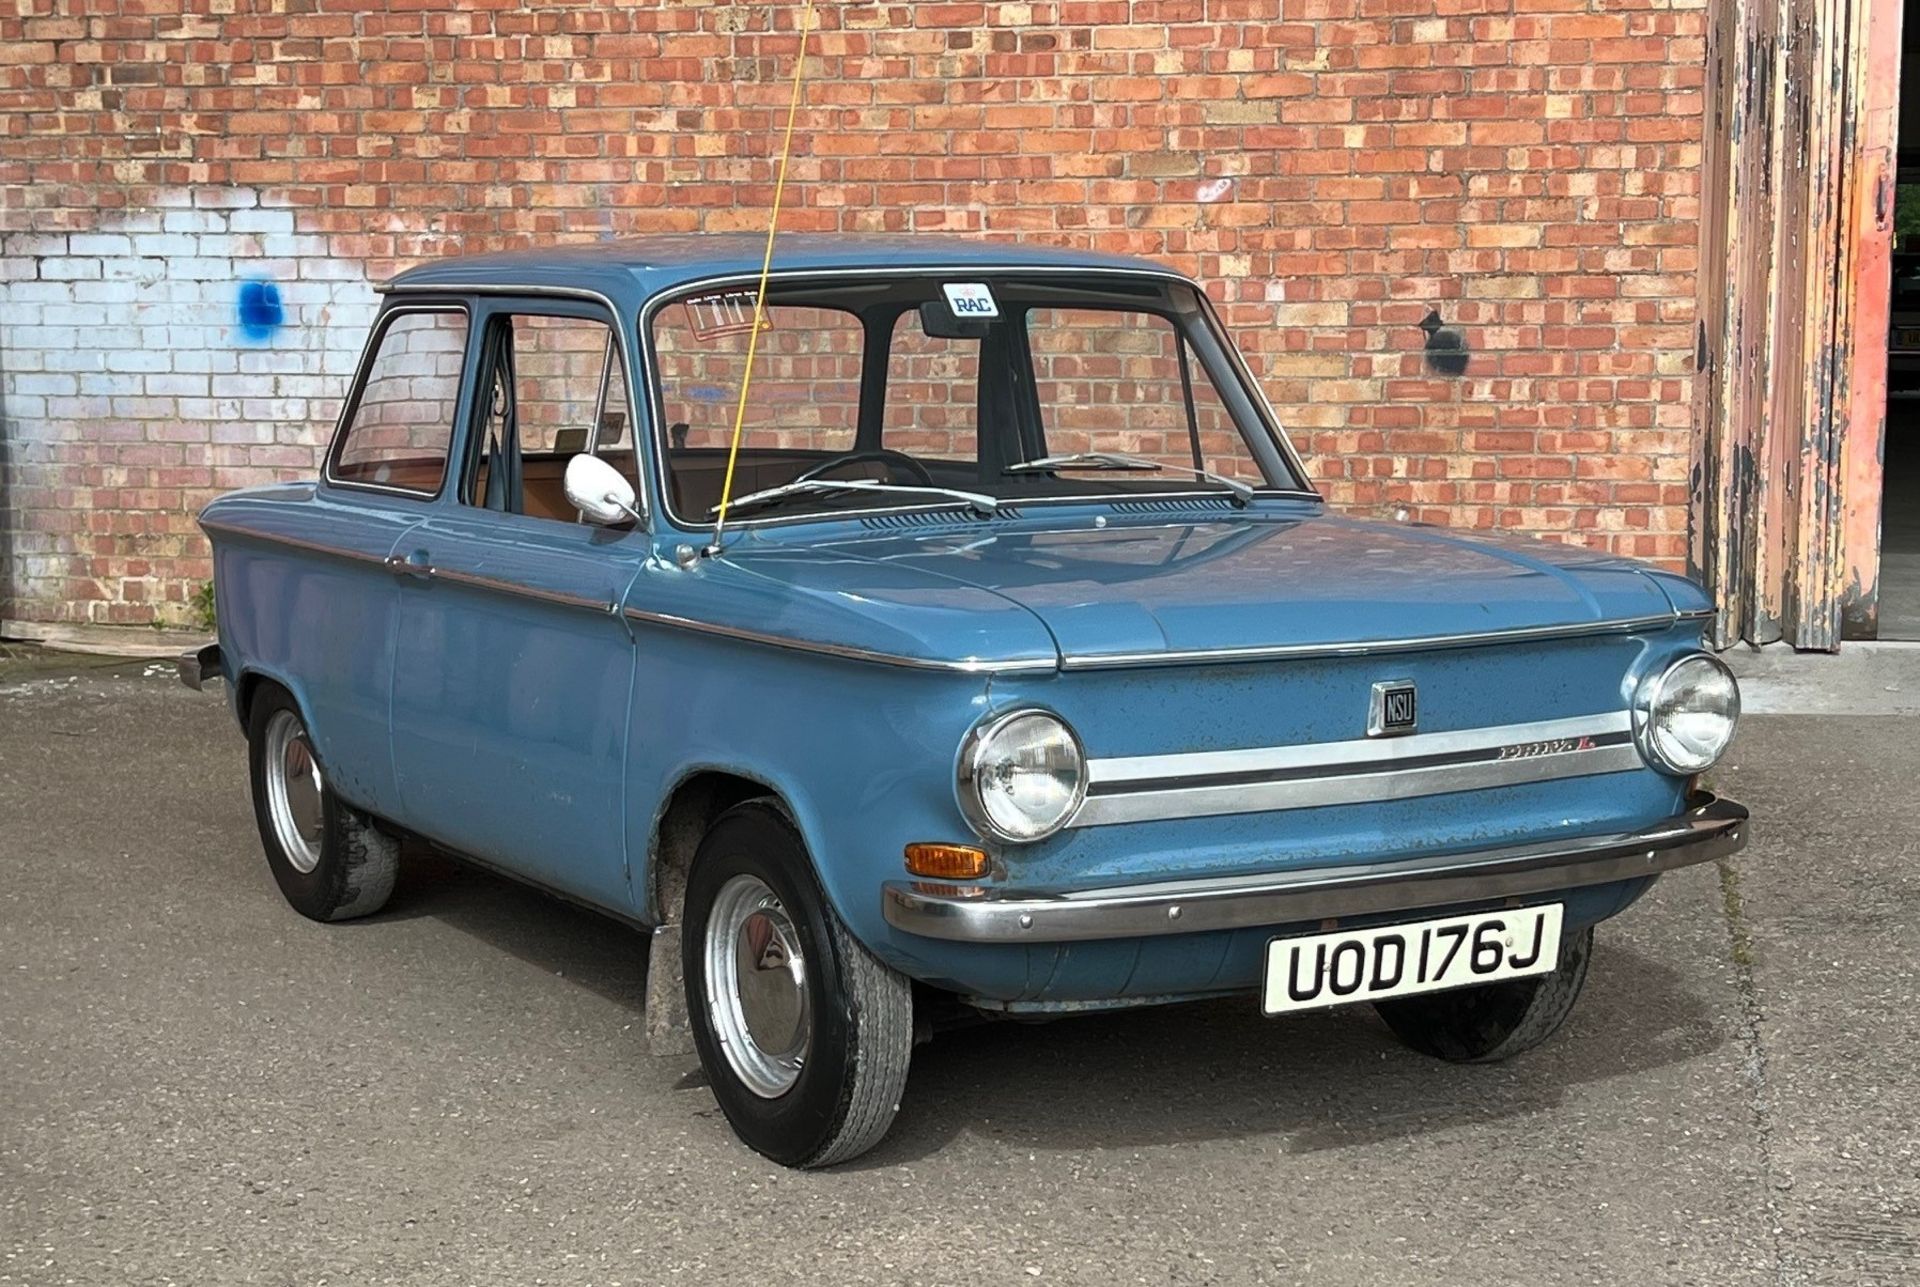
[383,234,1186,304]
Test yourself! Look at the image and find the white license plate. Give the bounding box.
[1262,904,1564,1016]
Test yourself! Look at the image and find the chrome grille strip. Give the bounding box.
[1072,712,1640,827]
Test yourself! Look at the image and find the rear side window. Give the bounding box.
[331,309,469,494]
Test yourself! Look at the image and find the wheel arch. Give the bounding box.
[642,766,793,929]
[233,666,277,729]
[636,765,808,1060]
[234,665,304,730]
[230,666,383,816]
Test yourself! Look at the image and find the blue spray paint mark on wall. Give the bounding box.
[236,279,285,341]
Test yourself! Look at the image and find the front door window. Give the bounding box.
[468,312,637,523]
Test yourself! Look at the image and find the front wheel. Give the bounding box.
[1375,922,1595,1063]
[682,800,914,1168]
[246,686,398,922]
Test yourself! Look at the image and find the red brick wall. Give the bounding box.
[0,0,1704,627]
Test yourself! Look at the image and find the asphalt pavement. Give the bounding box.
[1,650,1916,1285]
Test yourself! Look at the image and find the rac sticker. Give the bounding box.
[942,282,999,319]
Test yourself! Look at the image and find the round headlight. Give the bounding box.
[1634,652,1740,775]
[958,709,1086,843]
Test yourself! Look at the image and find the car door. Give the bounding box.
[257,301,476,818]
[387,296,646,907]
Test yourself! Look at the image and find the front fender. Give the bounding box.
[623,628,993,964]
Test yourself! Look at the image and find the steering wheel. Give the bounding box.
[793,448,936,488]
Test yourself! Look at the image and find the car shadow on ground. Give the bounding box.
[861,938,1723,1164]
[374,844,1727,1164]
[377,844,653,1015]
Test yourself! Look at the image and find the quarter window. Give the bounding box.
[332,310,468,494]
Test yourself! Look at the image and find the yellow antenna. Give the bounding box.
[707,0,818,555]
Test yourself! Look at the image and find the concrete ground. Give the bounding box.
[1,651,1916,1286]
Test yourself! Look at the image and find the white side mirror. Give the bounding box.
[565,454,641,526]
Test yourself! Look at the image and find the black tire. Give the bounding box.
[682,800,913,1168]
[246,685,398,923]
[1375,922,1594,1063]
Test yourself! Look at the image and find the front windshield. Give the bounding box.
[650,274,1305,524]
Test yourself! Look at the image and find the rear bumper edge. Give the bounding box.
[176,643,222,691]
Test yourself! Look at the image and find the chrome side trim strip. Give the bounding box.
[199,520,391,568]
[201,522,620,618]
[204,522,1709,677]
[427,565,615,616]
[1058,610,1711,671]
[883,793,1749,943]
[619,605,1059,675]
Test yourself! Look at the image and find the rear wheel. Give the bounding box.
[1375,923,1594,1062]
[246,686,398,922]
[682,800,913,1168]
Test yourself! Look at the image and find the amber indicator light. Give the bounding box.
[904,842,990,880]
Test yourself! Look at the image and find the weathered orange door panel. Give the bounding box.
[1838,0,1899,639]
[1693,0,1899,648]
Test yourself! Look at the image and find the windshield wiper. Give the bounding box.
[1004,451,1255,506]
[711,477,1000,518]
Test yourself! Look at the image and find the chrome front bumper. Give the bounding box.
[883,792,1748,944]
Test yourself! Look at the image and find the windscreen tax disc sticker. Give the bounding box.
[682,291,772,341]
[942,282,999,319]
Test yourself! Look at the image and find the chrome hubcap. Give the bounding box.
[263,709,324,874]
[704,874,811,1098]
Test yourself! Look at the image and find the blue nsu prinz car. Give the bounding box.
[185,236,1748,1168]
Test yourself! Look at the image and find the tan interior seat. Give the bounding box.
[472,451,642,522]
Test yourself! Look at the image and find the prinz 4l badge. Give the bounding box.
[1368,680,1418,737]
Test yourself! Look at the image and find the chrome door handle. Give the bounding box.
[384,553,434,580]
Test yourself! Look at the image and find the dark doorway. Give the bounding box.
[1884,396,1920,637]
[1884,7,1920,638]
